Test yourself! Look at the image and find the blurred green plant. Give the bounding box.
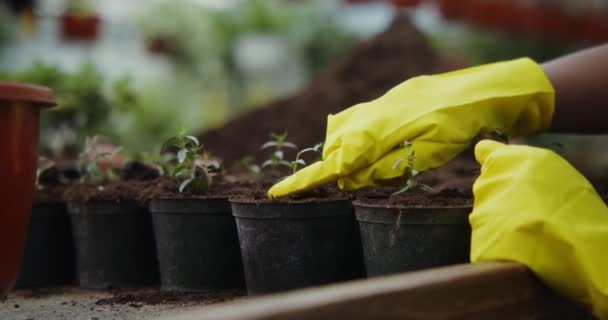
[432,27,582,65]
[77,136,122,185]
[0,62,111,156]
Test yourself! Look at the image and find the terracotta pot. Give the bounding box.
[0,82,55,298]
[60,12,100,41]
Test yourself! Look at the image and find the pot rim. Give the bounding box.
[352,199,472,210]
[229,196,351,205]
[0,81,56,107]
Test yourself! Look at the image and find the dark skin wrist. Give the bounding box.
[542,44,608,134]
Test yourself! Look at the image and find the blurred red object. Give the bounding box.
[0,82,55,298]
[60,13,100,41]
[438,0,470,19]
[583,12,608,43]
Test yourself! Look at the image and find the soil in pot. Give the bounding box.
[353,188,473,277]
[63,162,160,289]
[229,185,365,295]
[17,167,75,288]
[141,179,246,292]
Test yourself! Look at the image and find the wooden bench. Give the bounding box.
[164,262,595,320]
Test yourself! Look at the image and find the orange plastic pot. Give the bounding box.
[0,82,55,297]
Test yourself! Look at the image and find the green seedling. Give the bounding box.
[162,129,220,193]
[261,132,297,169]
[392,141,433,195]
[289,142,323,174]
[77,136,122,184]
[233,156,261,176]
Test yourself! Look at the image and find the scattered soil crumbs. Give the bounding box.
[198,14,439,165]
[95,289,245,307]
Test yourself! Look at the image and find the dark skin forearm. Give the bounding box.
[542,44,608,134]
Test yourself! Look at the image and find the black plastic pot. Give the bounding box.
[230,198,365,295]
[16,202,75,288]
[68,201,159,288]
[353,201,472,277]
[149,197,245,292]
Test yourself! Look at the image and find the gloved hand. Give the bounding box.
[471,140,608,319]
[269,58,554,198]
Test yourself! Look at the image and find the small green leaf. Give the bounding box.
[392,158,406,171]
[177,149,187,163]
[185,135,199,146]
[262,160,274,168]
[282,142,297,150]
[179,178,193,193]
[420,184,434,192]
[395,177,416,195]
[261,141,278,150]
[279,160,292,168]
[173,164,187,177]
[274,150,284,160]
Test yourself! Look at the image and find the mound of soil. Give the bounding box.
[198,14,439,166]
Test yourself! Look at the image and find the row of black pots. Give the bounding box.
[18,197,472,295]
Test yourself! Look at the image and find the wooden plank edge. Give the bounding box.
[160,262,595,320]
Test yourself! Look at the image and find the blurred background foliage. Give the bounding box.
[0,0,601,163]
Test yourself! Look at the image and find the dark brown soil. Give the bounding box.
[137,178,251,202]
[229,183,351,204]
[198,14,439,166]
[355,188,473,207]
[62,161,162,202]
[34,183,71,204]
[62,179,159,203]
[94,289,245,307]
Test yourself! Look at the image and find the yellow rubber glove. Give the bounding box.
[269,58,554,198]
[471,140,608,319]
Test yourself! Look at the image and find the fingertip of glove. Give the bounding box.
[474,140,505,164]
